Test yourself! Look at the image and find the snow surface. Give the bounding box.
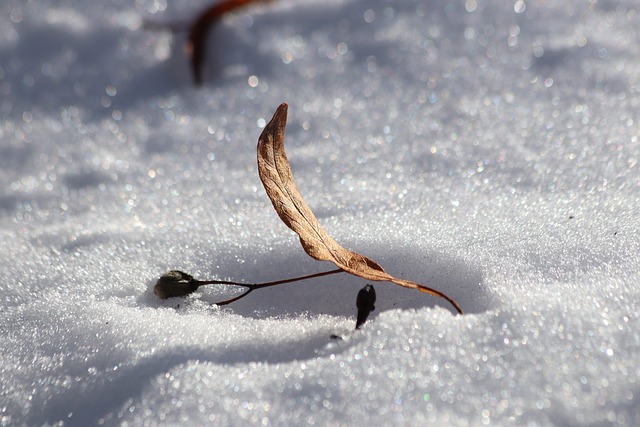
[1,0,640,425]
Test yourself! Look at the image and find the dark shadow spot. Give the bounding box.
[0,194,19,212]
[532,46,575,70]
[64,170,109,189]
[144,132,178,154]
[60,233,112,253]
[0,144,34,169]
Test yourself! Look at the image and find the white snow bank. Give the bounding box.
[1,0,639,425]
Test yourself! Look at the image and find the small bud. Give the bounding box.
[355,284,376,329]
[154,270,200,299]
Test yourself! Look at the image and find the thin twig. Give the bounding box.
[198,268,344,305]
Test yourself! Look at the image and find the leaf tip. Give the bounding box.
[260,102,289,143]
[274,102,288,120]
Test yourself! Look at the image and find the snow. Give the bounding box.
[1,0,639,425]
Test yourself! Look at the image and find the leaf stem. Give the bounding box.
[196,268,344,305]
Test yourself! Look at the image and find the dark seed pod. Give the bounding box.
[355,284,376,329]
[154,270,200,299]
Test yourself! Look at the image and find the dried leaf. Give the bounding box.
[257,103,463,314]
[187,0,273,85]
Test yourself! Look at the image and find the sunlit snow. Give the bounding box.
[1,0,639,425]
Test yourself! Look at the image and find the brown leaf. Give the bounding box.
[187,0,274,85]
[257,103,463,314]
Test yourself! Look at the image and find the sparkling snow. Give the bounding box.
[1,0,639,425]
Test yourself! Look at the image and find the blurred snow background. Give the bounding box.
[1,0,639,425]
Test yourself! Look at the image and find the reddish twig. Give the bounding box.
[154,268,344,305]
[187,0,274,85]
